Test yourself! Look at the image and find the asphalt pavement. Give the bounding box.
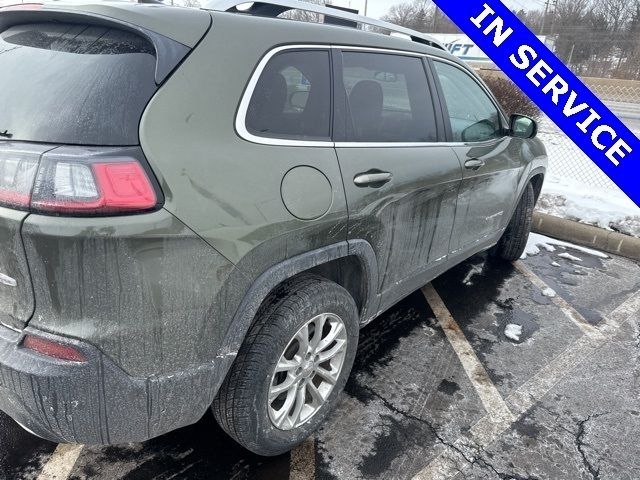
[1,242,639,480]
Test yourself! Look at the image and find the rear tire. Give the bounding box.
[212,275,359,456]
[491,182,535,261]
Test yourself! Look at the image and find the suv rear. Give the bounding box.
[0,0,546,455]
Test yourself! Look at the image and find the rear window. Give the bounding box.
[246,50,332,141]
[0,23,157,146]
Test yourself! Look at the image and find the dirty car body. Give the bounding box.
[0,1,547,447]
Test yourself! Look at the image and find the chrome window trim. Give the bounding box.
[235,44,334,148]
[236,44,509,147]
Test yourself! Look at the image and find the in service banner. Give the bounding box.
[432,0,639,208]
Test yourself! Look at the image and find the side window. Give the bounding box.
[341,52,437,143]
[246,50,331,140]
[434,61,503,143]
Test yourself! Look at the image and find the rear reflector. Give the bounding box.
[22,335,87,363]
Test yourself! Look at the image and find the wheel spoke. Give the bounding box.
[309,314,328,352]
[316,322,345,353]
[295,324,311,355]
[275,355,302,373]
[314,365,339,385]
[272,383,299,428]
[269,373,298,400]
[289,383,307,426]
[306,382,325,406]
[316,338,347,363]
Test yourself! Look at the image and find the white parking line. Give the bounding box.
[36,444,83,480]
[421,284,515,422]
[289,438,316,480]
[513,261,601,337]
[414,285,640,480]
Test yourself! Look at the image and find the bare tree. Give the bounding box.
[382,0,459,33]
[279,0,323,23]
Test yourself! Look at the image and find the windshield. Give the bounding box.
[0,22,157,145]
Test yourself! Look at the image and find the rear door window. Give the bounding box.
[0,23,157,146]
[341,52,437,143]
[245,50,332,141]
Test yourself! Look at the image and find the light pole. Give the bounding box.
[364,0,368,16]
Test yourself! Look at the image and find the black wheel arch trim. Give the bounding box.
[211,239,379,391]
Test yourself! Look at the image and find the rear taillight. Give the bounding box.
[0,146,159,215]
[0,149,40,210]
[32,159,157,215]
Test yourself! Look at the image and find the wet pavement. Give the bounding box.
[1,243,639,480]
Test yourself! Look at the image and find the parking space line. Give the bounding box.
[36,444,83,480]
[421,284,515,421]
[289,438,316,480]
[414,287,640,480]
[513,261,601,337]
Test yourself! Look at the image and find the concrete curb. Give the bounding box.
[532,212,640,262]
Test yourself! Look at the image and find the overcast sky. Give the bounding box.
[327,0,538,20]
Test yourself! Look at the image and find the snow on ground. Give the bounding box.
[535,115,640,237]
[541,287,556,298]
[558,252,583,262]
[536,167,640,239]
[521,232,610,260]
[504,324,523,342]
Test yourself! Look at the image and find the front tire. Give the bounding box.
[212,275,359,456]
[491,182,535,261]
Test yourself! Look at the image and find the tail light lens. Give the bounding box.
[32,159,157,214]
[0,146,159,216]
[0,149,40,210]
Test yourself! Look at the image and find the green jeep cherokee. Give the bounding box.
[0,0,546,456]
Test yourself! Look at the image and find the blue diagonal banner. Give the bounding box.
[432,0,640,208]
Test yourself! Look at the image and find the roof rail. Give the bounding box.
[204,0,445,51]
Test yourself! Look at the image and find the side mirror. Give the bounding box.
[461,119,497,143]
[510,114,537,139]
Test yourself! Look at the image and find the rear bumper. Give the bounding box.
[0,325,228,445]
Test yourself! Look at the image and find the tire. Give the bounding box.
[212,274,359,456]
[491,182,535,261]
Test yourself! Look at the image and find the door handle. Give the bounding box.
[464,158,485,171]
[354,170,393,188]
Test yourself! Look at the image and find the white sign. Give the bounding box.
[429,33,555,63]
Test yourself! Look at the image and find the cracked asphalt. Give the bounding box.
[1,242,639,480]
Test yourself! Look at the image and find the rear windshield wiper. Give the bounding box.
[0,130,13,139]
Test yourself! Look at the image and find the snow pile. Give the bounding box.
[536,176,640,238]
[558,252,583,262]
[504,324,523,342]
[521,233,609,260]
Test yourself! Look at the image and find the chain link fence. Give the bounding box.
[538,79,640,190]
[480,69,640,191]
